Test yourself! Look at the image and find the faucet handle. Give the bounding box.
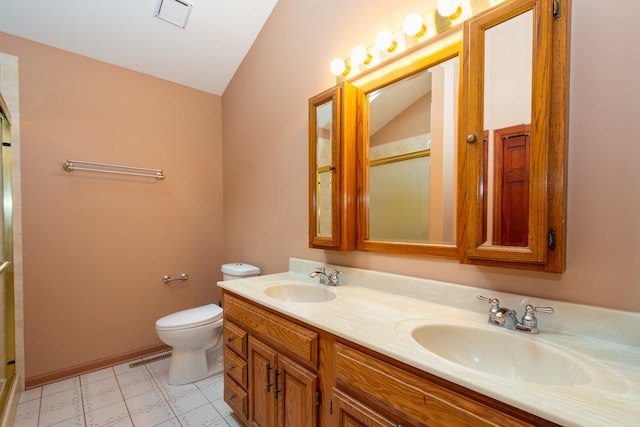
[518,304,554,333]
[329,269,342,285]
[522,304,554,321]
[477,295,500,312]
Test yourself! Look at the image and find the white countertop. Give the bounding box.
[218,258,640,426]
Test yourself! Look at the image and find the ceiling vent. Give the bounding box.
[153,0,193,29]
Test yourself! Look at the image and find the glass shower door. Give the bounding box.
[0,105,15,410]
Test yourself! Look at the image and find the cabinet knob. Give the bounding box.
[228,364,234,372]
[466,134,477,143]
[229,394,235,401]
[227,336,234,342]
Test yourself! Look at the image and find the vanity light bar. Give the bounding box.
[330,0,478,79]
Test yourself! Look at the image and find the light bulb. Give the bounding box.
[403,13,425,37]
[437,0,461,17]
[330,58,349,76]
[375,30,397,53]
[350,46,371,66]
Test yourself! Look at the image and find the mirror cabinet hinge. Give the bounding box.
[552,0,561,20]
[316,390,321,406]
[548,228,557,250]
[329,398,333,414]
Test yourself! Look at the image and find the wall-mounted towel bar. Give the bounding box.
[162,273,189,284]
[63,159,165,180]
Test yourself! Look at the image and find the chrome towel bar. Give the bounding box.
[162,273,189,284]
[63,159,165,180]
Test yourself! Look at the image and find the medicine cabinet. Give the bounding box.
[307,0,570,273]
[308,82,359,250]
[458,0,569,272]
[354,37,462,259]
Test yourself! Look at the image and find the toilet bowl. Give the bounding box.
[156,304,224,385]
[155,263,260,385]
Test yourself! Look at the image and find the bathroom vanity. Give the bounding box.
[218,259,640,426]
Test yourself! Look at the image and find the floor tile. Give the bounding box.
[16,359,236,427]
[195,376,224,403]
[85,400,130,427]
[14,399,40,427]
[211,399,233,419]
[154,418,181,427]
[42,377,80,397]
[125,389,174,426]
[177,404,224,426]
[116,367,157,400]
[48,414,85,426]
[38,387,83,426]
[19,387,42,403]
[167,388,209,416]
[224,414,243,427]
[81,368,115,386]
[81,376,123,414]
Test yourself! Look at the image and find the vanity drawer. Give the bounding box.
[224,293,318,369]
[224,347,248,388]
[224,320,247,358]
[334,342,542,427]
[224,374,249,422]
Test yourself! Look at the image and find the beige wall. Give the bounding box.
[0,33,225,383]
[223,0,640,312]
[1,0,639,386]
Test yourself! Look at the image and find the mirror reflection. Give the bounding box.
[365,56,458,245]
[482,10,533,247]
[315,100,333,238]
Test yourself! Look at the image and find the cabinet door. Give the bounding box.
[276,354,318,427]
[459,0,569,272]
[308,81,359,250]
[331,389,396,427]
[249,337,277,427]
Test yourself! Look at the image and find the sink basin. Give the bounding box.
[263,284,336,303]
[411,324,591,386]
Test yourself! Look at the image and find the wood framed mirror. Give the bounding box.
[354,33,462,258]
[459,0,569,272]
[308,82,359,250]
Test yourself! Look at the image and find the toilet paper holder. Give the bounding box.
[162,273,189,283]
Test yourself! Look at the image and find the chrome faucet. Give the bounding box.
[477,296,518,329]
[309,267,341,286]
[514,304,555,334]
[477,296,554,334]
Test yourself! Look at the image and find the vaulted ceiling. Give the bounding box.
[0,0,279,95]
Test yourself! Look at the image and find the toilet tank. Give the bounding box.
[221,263,260,281]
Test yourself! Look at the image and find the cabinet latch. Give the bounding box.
[548,228,557,250]
[552,0,561,20]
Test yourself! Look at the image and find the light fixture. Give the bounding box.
[403,13,426,37]
[350,46,372,66]
[153,0,193,29]
[437,0,462,18]
[375,30,397,53]
[330,58,350,76]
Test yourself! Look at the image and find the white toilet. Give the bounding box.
[155,263,260,385]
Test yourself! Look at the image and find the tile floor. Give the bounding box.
[14,354,241,427]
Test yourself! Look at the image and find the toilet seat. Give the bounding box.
[156,304,223,331]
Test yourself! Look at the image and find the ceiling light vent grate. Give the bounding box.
[153,0,193,29]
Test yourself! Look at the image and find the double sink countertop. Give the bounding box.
[217,258,640,426]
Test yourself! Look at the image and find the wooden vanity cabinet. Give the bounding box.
[222,291,557,427]
[222,319,249,423]
[223,292,320,427]
[330,341,558,427]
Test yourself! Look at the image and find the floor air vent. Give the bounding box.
[129,352,171,368]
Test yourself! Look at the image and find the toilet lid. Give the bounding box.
[156,304,223,330]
